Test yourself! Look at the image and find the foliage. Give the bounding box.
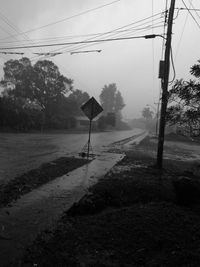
[167,60,200,135]
[0,58,90,131]
[99,83,125,128]
[100,83,125,114]
[67,89,90,115]
[0,96,42,131]
[142,107,154,120]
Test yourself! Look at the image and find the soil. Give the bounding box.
[18,135,200,267]
[0,157,89,208]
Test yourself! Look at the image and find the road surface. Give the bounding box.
[0,128,143,184]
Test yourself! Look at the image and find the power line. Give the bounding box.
[175,0,192,60]
[61,22,165,55]
[181,0,200,30]
[0,9,40,54]
[71,50,101,55]
[29,12,164,60]
[187,0,200,21]
[0,0,121,41]
[0,51,24,55]
[0,21,164,45]
[51,12,164,56]
[0,34,164,51]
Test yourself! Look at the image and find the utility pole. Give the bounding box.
[156,0,176,168]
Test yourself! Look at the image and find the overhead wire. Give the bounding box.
[30,24,164,62]
[41,12,165,58]
[0,11,165,63]
[181,0,200,30]
[0,10,37,55]
[175,0,193,60]
[29,24,165,61]
[0,34,164,50]
[29,12,164,61]
[0,0,121,41]
[23,4,165,62]
[0,20,164,46]
[62,21,165,55]
[187,0,200,21]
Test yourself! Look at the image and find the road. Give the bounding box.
[0,128,143,184]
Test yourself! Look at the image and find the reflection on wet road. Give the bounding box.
[0,129,143,184]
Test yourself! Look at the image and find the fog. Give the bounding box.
[0,0,200,118]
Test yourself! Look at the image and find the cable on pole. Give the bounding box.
[0,34,164,50]
[70,50,101,55]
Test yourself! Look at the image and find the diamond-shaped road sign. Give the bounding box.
[81,97,103,120]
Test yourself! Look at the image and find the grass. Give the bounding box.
[0,157,89,208]
[3,134,200,266]
[18,135,200,267]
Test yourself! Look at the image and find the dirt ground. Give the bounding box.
[16,134,200,267]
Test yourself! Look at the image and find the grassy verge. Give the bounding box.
[0,157,89,208]
[20,135,200,267]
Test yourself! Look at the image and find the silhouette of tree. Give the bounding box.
[99,83,125,128]
[100,83,117,114]
[167,59,200,135]
[1,58,73,128]
[142,107,153,120]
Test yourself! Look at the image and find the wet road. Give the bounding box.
[0,129,143,184]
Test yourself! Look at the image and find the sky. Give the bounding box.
[0,0,200,119]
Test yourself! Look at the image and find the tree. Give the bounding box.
[142,107,154,120]
[32,60,73,124]
[114,91,125,113]
[99,83,117,114]
[167,60,200,136]
[67,89,90,115]
[99,83,125,128]
[1,58,73,127]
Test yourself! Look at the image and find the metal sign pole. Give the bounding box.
[80,96,103,158]
[87,118,92,159]
[87,100,94,159]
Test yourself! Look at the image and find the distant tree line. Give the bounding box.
[0,58,127,132]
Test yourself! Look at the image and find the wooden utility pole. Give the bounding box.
[157,0,176,168]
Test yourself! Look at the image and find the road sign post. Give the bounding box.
[81,97,103,158]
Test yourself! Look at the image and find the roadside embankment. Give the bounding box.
[21,135,200,267]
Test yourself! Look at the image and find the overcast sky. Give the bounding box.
[0,0,199,118]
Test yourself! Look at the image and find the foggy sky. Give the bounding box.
[0,0,199,118]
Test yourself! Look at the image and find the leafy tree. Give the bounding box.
[114,91,125,113]
[99,83,125,128]
[0,95,42,131]
[167,60,200,135]
[142,107,154,120]
[32,60,73,123]
[1,58,73,128]
[67,89,90,115]
[100,83,117,114]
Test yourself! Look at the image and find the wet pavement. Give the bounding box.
[0,128,143,185]
[0,152,124,266]
[0,131,147,266]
